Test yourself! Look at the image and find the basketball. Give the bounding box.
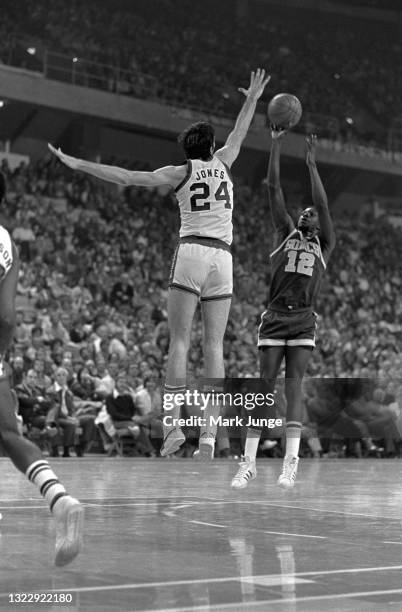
[268,93,302,128]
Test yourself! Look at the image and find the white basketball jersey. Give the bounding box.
[0,226,13,279]
[175,156,234,245]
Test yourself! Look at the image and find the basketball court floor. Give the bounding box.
[1,456,402,611]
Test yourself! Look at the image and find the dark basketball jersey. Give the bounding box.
[269,228,327,309]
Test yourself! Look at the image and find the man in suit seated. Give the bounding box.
[105,374,155,456]
[47,367,98,457]
[15,369,56,447]
[46,367,78,457]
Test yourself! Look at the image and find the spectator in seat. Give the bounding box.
[33,358,52,391]
[10,355,25,387]
[46,367,78,457]
[133,377,163,453]
[14,310,31,349]
[16,369,52,433]
[110,272,134,308]
[105,374,155,455]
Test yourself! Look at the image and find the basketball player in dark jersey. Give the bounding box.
[0,173,83,566]
[231,128,335,490]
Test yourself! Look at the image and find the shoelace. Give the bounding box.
[235,462,253,480]
[281,458,297,480]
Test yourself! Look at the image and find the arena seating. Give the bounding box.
[1,156,401,456]
[1,0,401,146]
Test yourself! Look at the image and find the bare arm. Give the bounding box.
[306,135,336,255]
[215,68,270,168]
[267,128,294,235]
[48,144,186,188]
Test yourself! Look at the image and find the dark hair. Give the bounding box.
[0,172,6,202]
[178,121,215,160]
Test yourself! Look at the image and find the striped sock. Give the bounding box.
[163,384,186,426]
[285,421,302,458]
[26,460,68,512]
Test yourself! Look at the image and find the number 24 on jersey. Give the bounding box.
[189,181,231,211]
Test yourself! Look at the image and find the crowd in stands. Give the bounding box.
[1,0,401,146]
[0,154,401,458]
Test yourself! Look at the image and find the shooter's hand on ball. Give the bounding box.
[270,124,288,140]
[306,134,317,166]
[238,68,271,101]
[48,143,81,170]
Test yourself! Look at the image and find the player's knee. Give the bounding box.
[169,336,190,355]
[203,337,223,356]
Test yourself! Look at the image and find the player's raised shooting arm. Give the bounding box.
[48,144,186,188]
[306,135,336,253]
[267,130,294,233]
[215,69,270,168]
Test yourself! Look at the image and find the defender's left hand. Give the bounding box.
[48,143,80,170]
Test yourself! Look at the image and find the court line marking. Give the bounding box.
[1,499,399,521]
[263,530,326,539]
[383,541,402,544]
[1,565,401,597]
[189,520,227,528]
[133,589,402,612]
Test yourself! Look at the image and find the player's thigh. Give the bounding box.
[167,287,199,342]
[285,346,313,379]
[200,297,231,345]
[259,346,285,379]
[201,249,232,303]
[169,243,209,298]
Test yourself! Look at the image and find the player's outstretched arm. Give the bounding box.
[48,144,186,188]
[267,127,294,234]
[215,68,270,168]
[306,135,336,254]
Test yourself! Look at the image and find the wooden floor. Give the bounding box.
[1,457,402,611]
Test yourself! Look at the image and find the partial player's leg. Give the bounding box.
[161,286,199,456]
[0,247,83,565]
[197,296,231,459]
[231,346,284,489]
[277,345,313,489]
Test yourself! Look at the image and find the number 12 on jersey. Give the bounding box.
[284,250,315,276]
[190,181,231,211]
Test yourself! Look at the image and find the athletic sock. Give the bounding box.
[26,460,68,512]
[200,383,223,440]
[244,429,262,462]
[163,384,186,428]
[285,421,302,458]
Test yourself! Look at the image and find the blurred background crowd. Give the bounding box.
[1,0,401,147]
[1,155,401,459]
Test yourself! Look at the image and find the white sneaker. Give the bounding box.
[53,495,84,567]
[277,456,299,489]
[231,457,257,490]
[193,435,215,461]
[160,427,185,456]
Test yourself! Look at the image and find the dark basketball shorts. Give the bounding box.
[258,308,317,348]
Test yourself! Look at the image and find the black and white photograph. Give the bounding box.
[0,0,401,610]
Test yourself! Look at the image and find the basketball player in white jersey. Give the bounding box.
[49,68,270,458]
[0,173,83,566]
